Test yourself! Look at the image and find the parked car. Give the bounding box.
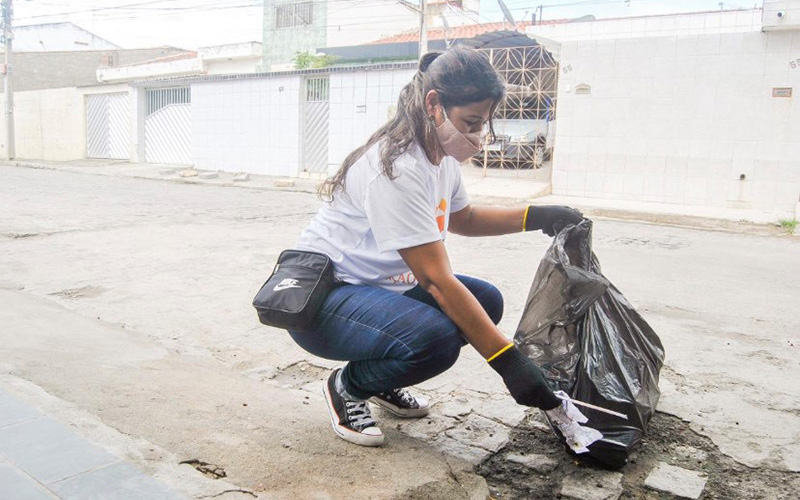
[476,118,554,169]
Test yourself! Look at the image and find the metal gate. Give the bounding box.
[302,77,330,173]
[144,87,191,165]
[86,93,130,159]
[478,44,559,171]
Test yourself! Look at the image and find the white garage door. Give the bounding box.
[86,93,130,160]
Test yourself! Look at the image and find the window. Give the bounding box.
[145,87,191,116]
[275,2,314,29]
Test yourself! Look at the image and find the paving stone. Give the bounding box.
[274,179,295,188]
[178,169,197,178]
[0,417,116,484]
[397,413,456,441]
[430,435,490,465]
[0,390,43,427]
[0,464,56,500]
[232,172,250,182]
[505,453,559,473]
[559,469,624,500]
[439,396,473,418]
[474,395,528,428]
[645,462,707,499]
[444,414,510,453]
[49,461,185,500]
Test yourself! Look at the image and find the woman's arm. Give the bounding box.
[399,240,509,358]
[399,239,561,410]
[449,204,584,237]
[448,205,525,237]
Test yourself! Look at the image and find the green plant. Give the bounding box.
[293,51,339,69]
[779,219,797,234]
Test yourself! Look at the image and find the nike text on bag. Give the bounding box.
[252,250,338,330]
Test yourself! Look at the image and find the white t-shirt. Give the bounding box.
[296,141,470,293]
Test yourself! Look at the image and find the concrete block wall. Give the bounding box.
[328,68,416,174]
[1,87,85,161]
[552,29,800,218]
[191,76,303,177]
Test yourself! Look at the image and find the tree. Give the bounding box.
[293,51,339,69]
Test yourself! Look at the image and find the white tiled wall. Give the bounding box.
[191,76,302,176]
[329,69,417,175]
[528,9,763,42]
[190,69,415,178]
[552,27,800,217]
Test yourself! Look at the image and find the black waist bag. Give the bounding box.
[252,250,337,330]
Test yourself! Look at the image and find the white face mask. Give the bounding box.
[434,108,482,163]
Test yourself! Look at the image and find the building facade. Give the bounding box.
[261,0,482,70]
[529,7,800,219]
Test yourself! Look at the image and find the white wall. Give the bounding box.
[527,9,762,42]
[1,88,83,160]
[11,23,120,52]
[191,76,303,176]
[763,0,800,30]
[552,29,800,217]
[329,68,417,173]
[206,58,260,75]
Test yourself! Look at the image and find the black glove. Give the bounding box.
[525,205,584,237]
[489,345,560,410]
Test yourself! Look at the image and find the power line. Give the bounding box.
[17,0,398,21]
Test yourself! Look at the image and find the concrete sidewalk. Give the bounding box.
[0,284,490,500]
[0,389,184,500]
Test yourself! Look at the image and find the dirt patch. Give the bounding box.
[272,360,328,389]
[478,411,800,499]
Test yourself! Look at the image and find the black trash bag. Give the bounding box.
[514,219,665,469]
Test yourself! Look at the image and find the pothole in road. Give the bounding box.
[180,459,227,479]
[272,361,329,389]
[478,412,800,499]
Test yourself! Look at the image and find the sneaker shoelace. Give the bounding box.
[345,400,376,430]
[389,388,417,407]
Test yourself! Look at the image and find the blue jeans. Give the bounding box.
[288,275,504,400]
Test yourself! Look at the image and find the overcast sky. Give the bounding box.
[14,0,759,50]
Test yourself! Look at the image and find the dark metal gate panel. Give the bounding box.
[479,45,559,170]
[303,77,330,174]
[145,87,192,165]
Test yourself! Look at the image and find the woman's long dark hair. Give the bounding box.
[319,47,506,200]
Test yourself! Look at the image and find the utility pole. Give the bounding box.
[418,0,427,59]
[1,0,14,160]
[397,0,427,59]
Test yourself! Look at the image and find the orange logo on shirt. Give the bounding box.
[435,198,447,232]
